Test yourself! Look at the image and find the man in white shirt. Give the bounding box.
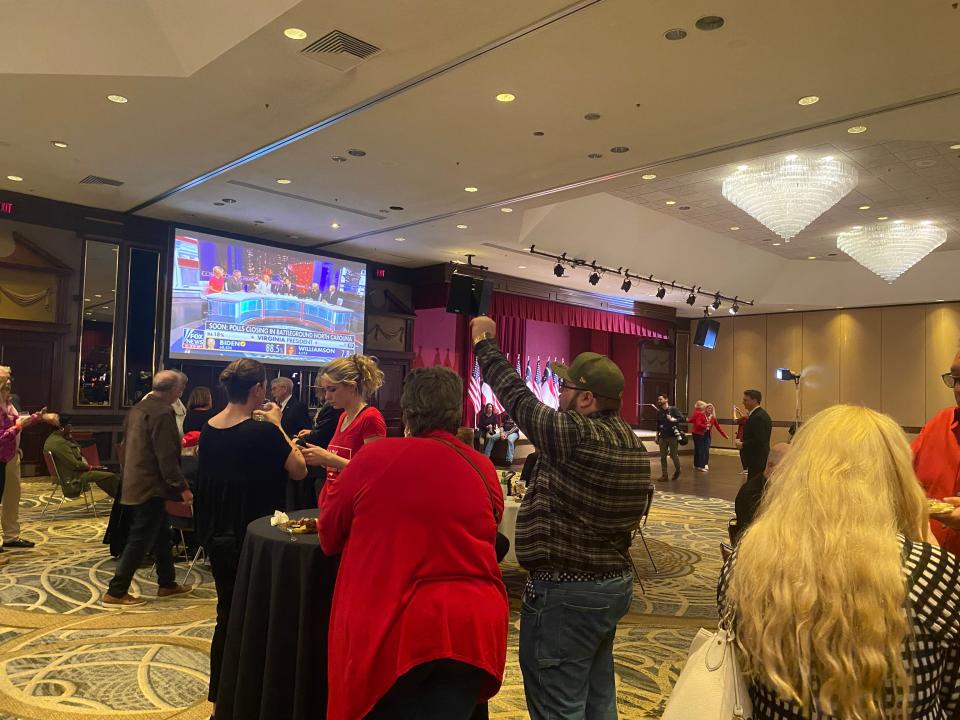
[271,377,311,438]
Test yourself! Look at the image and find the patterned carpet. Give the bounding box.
[0,480,732,719]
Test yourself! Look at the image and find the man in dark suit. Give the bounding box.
[733,442,790,543]
[737,388,772,480]
[270,377,311,438]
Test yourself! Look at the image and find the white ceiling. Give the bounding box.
[3,0,960,315]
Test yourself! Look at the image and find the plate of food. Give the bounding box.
[279,517,318,534]
[928,499,956,516]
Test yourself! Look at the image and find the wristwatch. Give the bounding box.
[473,331,495,345]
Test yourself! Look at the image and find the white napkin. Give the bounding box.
[270,510,290,527]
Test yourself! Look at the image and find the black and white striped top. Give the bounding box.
[718,536,960,719]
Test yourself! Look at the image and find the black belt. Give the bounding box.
[528,568,631,583]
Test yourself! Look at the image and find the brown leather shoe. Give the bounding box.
[157,584,194,598]
[102,593,146,608]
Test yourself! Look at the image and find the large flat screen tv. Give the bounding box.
[168,229,367,367]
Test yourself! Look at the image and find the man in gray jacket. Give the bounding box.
[103,370,193,607]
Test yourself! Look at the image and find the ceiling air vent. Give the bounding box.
[79,175,124,187]
[299,30,381,71]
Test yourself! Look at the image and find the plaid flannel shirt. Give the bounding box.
[476,339,652,574]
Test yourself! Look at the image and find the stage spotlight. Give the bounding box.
[776,368,801,382]
[656,284,666,299]
[711,294,722,310]
[685,290,697,305]
[554,262,565,277]
[621,278,632,292]
[588,270,601,286]
[729,300,740,315]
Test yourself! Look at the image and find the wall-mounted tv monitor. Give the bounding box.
[168,229,367,367]
[693,318,720,349]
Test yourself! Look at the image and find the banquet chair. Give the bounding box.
[165,499,205,585]
[79,443,101,468]
[41,451,99,520]
[631,484,658,574]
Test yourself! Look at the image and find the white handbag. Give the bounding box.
[661,624,753,720]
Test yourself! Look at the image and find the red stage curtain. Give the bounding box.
[489,293,669,339]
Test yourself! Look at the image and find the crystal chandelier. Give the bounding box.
[836,221,947,283]
[722,154,858,240]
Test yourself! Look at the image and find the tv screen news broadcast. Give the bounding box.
[168,229,367,367]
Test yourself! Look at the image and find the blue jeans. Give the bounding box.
[693,433,712,468]
[520,572,633,719]
[106,496,177,598]
[484,431,519,462]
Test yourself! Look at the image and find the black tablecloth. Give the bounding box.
[215,510,339,720]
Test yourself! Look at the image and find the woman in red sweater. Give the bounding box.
[301,354,387,497]
[319,366,509,719]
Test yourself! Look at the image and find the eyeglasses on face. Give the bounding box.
[942,372,960,389]
[558,381,589,393]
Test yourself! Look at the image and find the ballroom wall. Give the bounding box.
[689,302,960,447]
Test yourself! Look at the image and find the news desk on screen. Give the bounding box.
[205,292,354,328]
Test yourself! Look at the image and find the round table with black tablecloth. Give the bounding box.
[214,510,338,720]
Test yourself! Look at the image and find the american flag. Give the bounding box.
[524,357,538,397]
[515,353,523,376]
[467,358,483,419]
[533,357,544,401]
[541,358,558,409]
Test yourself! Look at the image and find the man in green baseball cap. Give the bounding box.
[470,315,651,719]
[549,352,625,411]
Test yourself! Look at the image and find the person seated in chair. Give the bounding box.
[485,412,520,466]
[43,415,120,499]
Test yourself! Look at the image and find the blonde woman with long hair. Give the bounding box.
[301,354,386,490]
[719,405,960,719]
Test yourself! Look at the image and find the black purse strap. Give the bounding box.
[429,437,501,525]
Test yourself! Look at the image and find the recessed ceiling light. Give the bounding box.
[772,242,782,246]
[877,216,888,220]
[85,312,92,316]
[664,28,687,40]
[253,220,265,225]
[858,205,870,210]
[950,144,960,150]
[214,202,225,206]
[610,146,630,153]
[284,28,307,40]
[786,308,795,311]
[533,131,545,136]
[584,113,601,121]
[395,237,405,242]
[797,95,820,106]
[106,94,128,104]
[517,265,526,269]
[331,156,347,163]
[847,125,867,134]
[347,149,366,157]
[276,178,291,185]
[587,153,603,159]
[6,175,23,182]
[84,298,91,302]
[495,93,516,103]
[665,200,677,205]
[456,224,468,229]
[695,15,725,31]
[330,222,340,229]
[94,293,102,298]
[389,205,404,211]
[464,187,478,192]
[729,226,740,231]
[641,174,657,180]
[500,207,513,213]
[807,256,817,260]
[51,141,68,148]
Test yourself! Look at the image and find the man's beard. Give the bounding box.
[561,392,579,412]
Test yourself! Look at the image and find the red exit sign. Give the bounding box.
[0,201,12,215]
[375,268,386,278]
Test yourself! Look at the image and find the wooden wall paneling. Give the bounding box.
[801,311,842,421]
[924,302,960,419]
[729,315,766,448]
[765,313,803,444]
[839,308,882,410]
[881,305,926,427]
[699,317,734,439]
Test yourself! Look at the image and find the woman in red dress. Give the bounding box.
[319,366,508,719]
[301,354,386,497]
